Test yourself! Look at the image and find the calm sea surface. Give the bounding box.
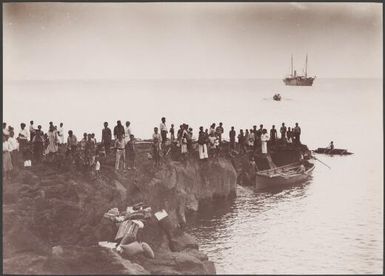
[4,78,383,273]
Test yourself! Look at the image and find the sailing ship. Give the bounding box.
[283,55,315,86]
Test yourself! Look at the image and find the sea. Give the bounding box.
[3,78,383,274]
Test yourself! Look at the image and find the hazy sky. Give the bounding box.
[3,2,383,80]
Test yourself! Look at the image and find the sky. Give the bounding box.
[3,2,383,80]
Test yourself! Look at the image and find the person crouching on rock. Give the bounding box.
[114,134,126,172]
[152,127,162,168]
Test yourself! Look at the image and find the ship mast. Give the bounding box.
[305,54,308,77]
[291,54,293,76]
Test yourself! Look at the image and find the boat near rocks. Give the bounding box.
[255,160,315,190]
[313,148,353,155]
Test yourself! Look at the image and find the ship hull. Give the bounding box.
[283,77,314,86]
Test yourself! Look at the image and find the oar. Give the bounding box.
[311,153,331,169]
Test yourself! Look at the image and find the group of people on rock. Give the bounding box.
[150,117,302,166]
[233,122,302,154]
[2,120,140,179]
[3,117,303,179]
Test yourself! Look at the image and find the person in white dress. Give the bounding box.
[125,121,132,144]
[57,123,65,144]
[3,134,13,179]
[261,129,270,154]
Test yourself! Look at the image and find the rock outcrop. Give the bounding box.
[3,147,236,275]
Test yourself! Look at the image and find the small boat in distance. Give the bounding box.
[255,161,315,190]
[313,148,353,155]
[273,93,281,101]
[283,54,315,86]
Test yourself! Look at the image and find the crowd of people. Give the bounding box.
[150,118,302,167]
[3,117,302,179]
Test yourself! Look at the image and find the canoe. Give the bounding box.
[313,148,352,155]
[255,161,314,190]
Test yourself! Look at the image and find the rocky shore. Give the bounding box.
[3,142,237,274]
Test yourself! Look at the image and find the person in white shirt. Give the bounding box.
[3,122,9,136]
[160,117,167,148]
[18,123,30,164]
[29,120,36,141]
[152,127,162,168]
[261,129,270,154]
[3,134,13,179]
[125,121,131,143]
[57,123,65,144]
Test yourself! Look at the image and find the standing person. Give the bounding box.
[187,127,193,153]
[287,127,293,144]
[3,134,13,180]
[46,125,59,161]
[86,134,96,166]
[3,122,9,136]
[177,124,183,146]
[248,128,255,148]
[238,129,245,153]
[160,117,168,148]
[215,122,224,144]
[17,123,30,166]
[270,125,277,144]
[198,127,209,160]
[181,133,188,160]
[57,123,65,145]
[229,126,236,150]
[244,129,250,150]
[125,121,131,144]
[328,141,334,150]
[114,134,126,171]
[293,123,301,144]
[209,123,216,136]
[66,130,77,158]
[113,120,125,140]
[261,129,270,154]
[80,133,88,151]
[170,124,175,143]
[32,125,45,162]
[101,122,112,155]
[280,123,287,142]
[126,134,136,169]
[152,127,162,168]
[29,121,36,142]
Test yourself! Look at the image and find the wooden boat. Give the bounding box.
[313,148,352,155]
[273,94,281,101]
[255,161,314,190]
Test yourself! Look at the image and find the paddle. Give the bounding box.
[311,152,331,169]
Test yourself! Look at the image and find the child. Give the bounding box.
[95,156,101,176]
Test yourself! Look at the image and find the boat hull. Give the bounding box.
[255,162,315,190]
[283,77,314,86]
[313,148,352,155]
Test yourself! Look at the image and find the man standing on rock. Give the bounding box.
[198,126,208,160]
[160,117,168,151]
[215,122,224,144]
[152,127,162,168]
[229,126,236,150]
[114,134,126,171]
[270,125,277,144]
[113,120,125,140]
[293,123,301,145]
[280,122,287,142]
[102,122,112,155]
